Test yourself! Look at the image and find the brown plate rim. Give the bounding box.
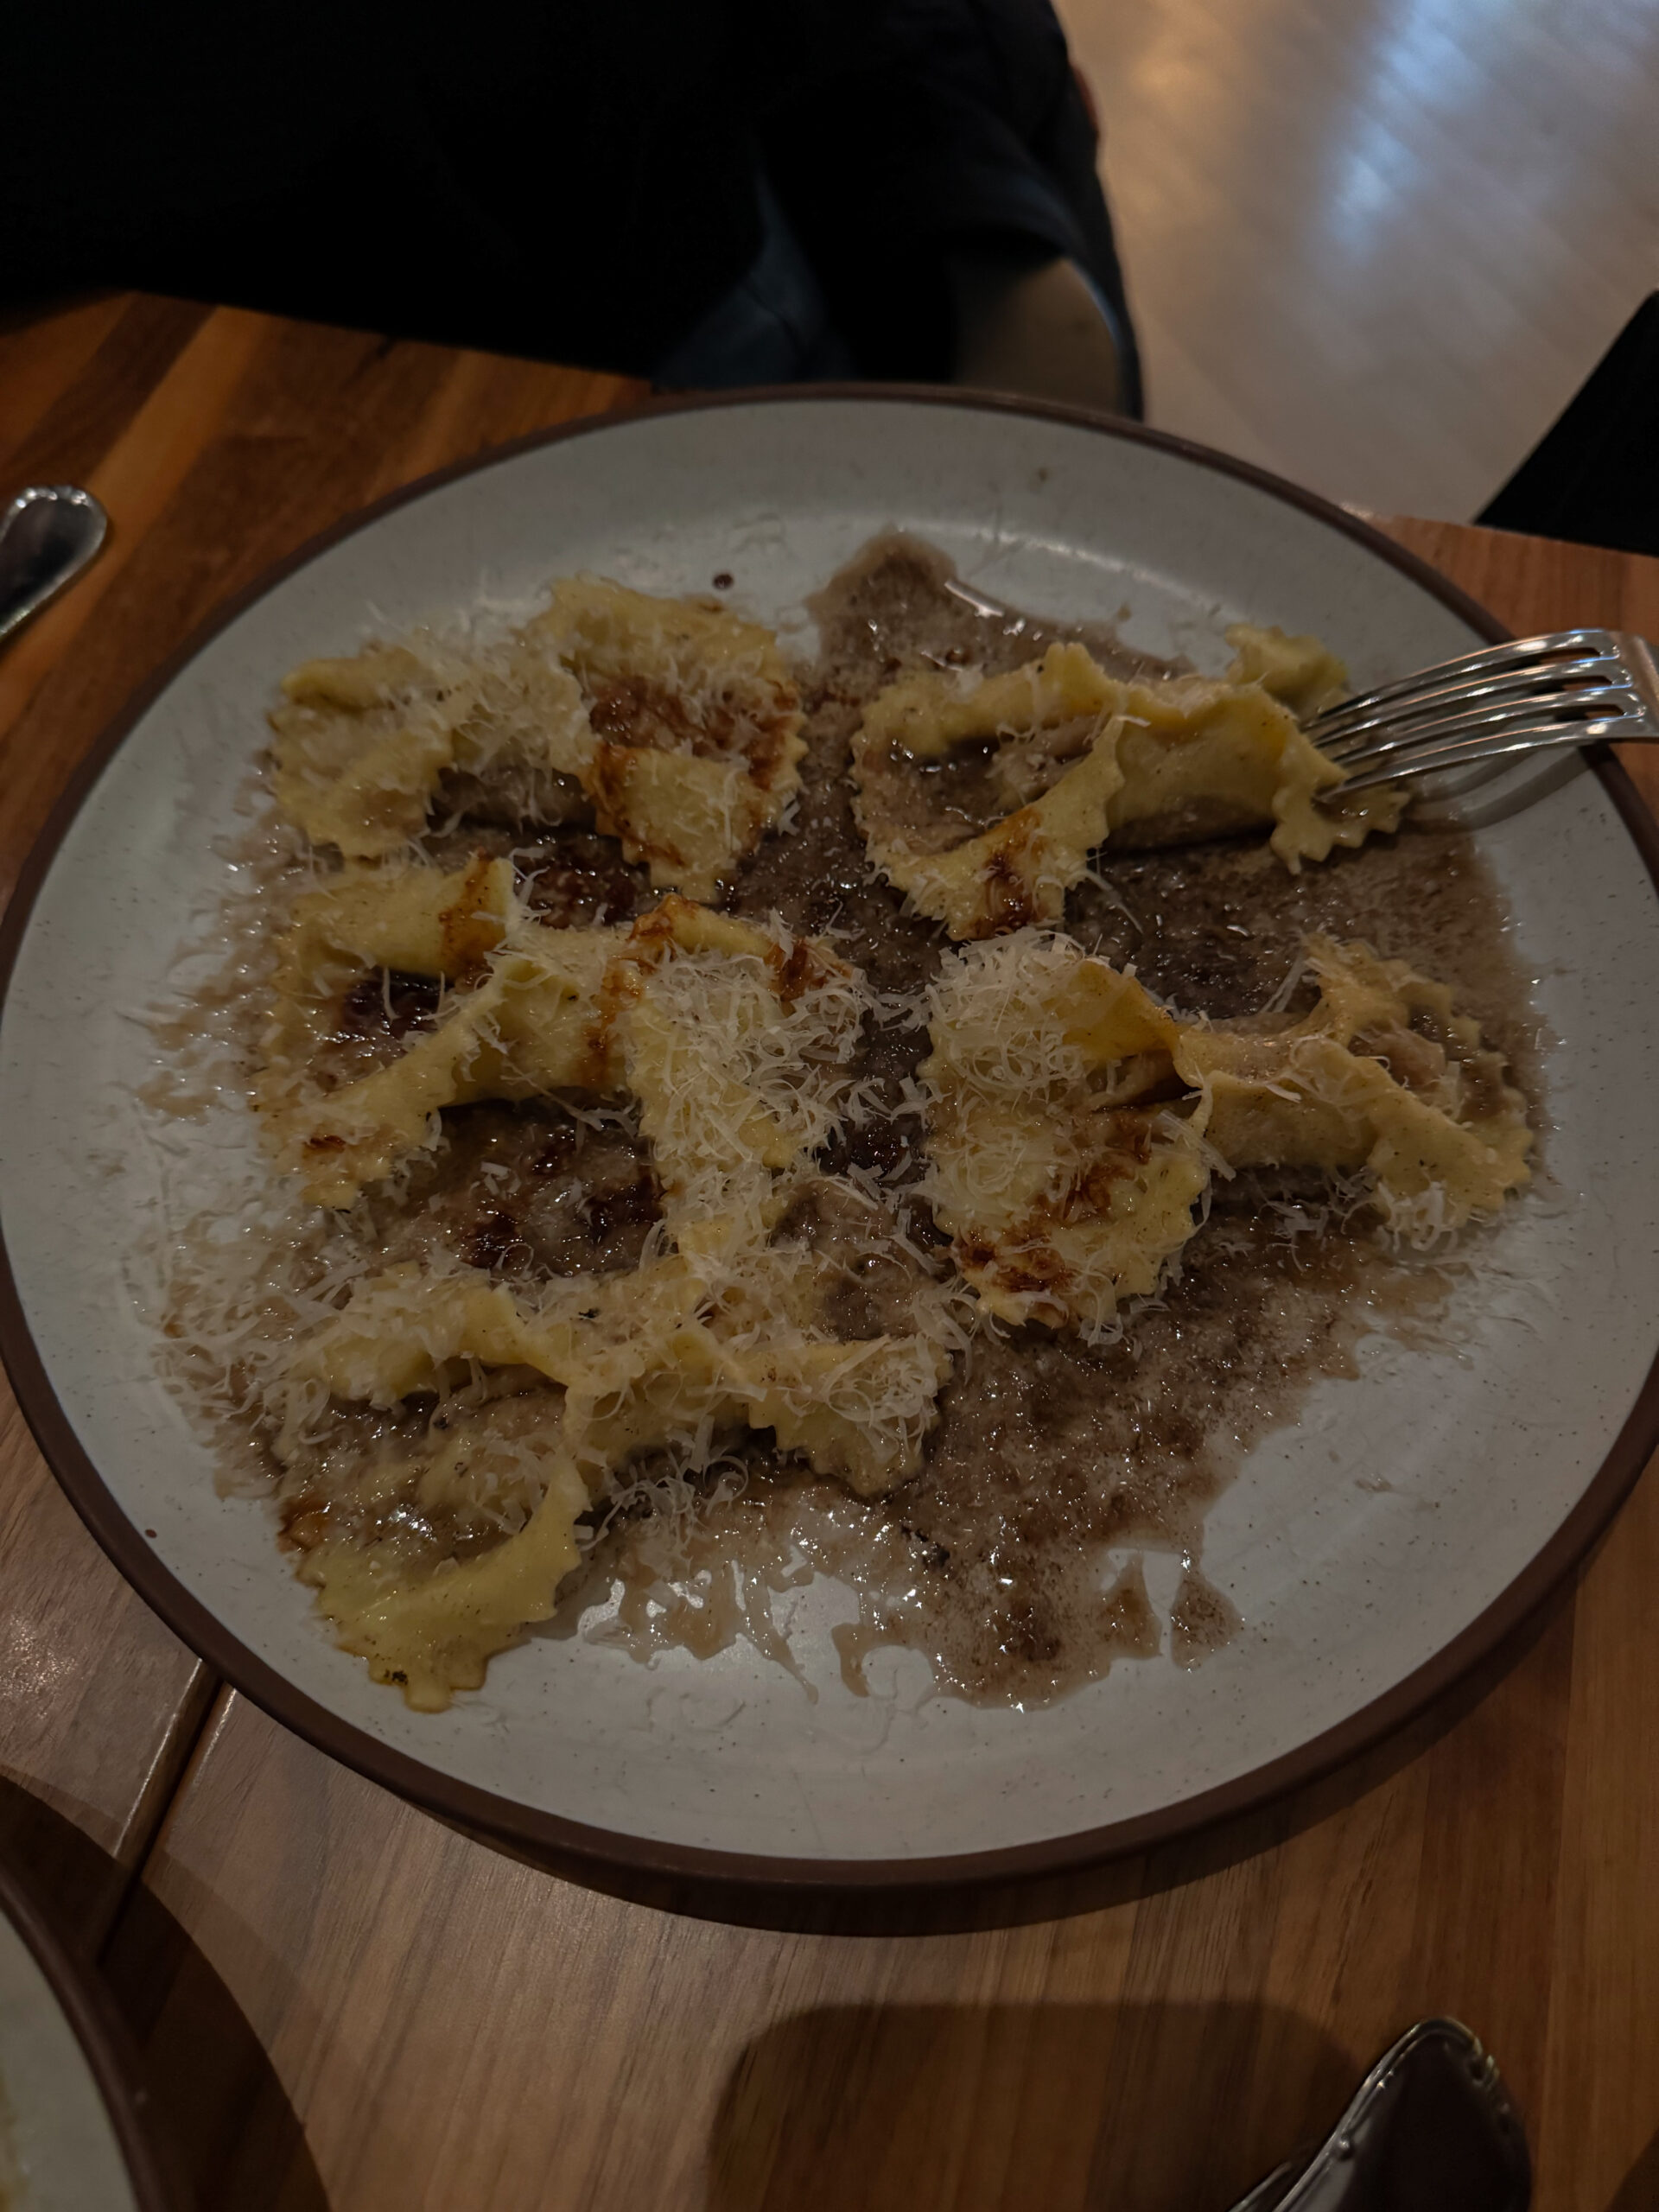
[0,1854,177,2209]
[2,383,1656,1900]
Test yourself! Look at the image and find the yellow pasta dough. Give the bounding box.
[270,636,593,858]
[852,625,1405,939]
[301,1449,590,1710]
[266,893,861,1219]
[268,579,806,898]
[921,928,1530,1330]
[537,579,807,900]
[259,852,517,1122]
[254,883,960,1702]
[199,567,1534,1715]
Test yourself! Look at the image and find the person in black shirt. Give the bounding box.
[3,0,1140,413]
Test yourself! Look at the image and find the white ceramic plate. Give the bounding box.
[3,392,1657,1893]
[0,1864,168,2209]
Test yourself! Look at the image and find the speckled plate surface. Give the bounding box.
[0,1861,169,2209]
[3,391,1657,1895]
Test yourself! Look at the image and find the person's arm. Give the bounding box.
[945,247,1128,412]
[750,0,1143,412]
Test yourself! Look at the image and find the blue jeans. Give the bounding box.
[652,177,859,389]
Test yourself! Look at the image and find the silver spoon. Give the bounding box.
[1228,2018,1529,2209]
[0,486,108,644]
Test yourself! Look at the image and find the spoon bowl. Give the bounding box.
[0,486,108,644]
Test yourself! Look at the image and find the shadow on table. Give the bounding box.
[1606,2128,1659,2211]
[0,1777,327,2212]
[482,1580,1569,1938]
[706,1998,1351,2212]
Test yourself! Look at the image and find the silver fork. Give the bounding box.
[1306,627,1659,791]
[940,577,1659,798]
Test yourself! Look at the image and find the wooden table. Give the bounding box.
[3,295,1657,2212]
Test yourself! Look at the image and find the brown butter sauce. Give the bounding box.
[556,536,1540,1707]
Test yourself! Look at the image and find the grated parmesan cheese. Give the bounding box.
[269,577,805,899]
[148,558,1531,1715]
[851,625,1408,940]
[921,928,1531,1330]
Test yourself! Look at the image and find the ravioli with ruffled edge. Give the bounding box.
[851,624,1406,940]
[268,578,805,900]
[212,572,1529,1711]
[257,874,959,1707]
[920,928,1531,1332]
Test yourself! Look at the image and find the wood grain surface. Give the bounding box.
[1057,0,1659,519]
[3,299,1657,2211]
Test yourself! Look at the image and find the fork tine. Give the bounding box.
[1307,624,1659,803]
[1305,628,1622,738]
[1327,683,1642,770]
[1318,645,1628,747]
[1314,655,1627,755]
[1334,714,1643,792]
